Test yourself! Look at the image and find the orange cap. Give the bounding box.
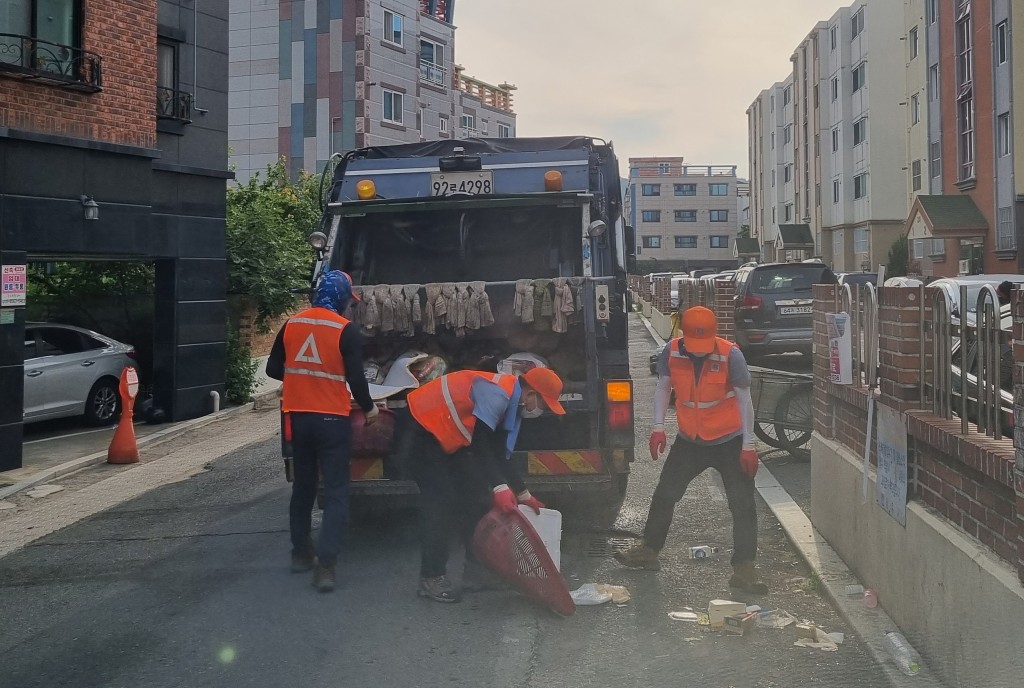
[522,367,566,415]
[681,306,718,355]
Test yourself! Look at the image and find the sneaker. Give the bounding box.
[313,564,336,593]
[613,543,662,571]
[729,561,769,594]
[418,575,460,603]
[291,541,316,573]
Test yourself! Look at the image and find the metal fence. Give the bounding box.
[838,283,879,389]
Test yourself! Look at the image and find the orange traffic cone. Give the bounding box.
[108,367,140,464]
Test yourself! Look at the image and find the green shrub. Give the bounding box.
[225,327,258,405]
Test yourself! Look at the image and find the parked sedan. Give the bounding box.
[24,323,136,425]
[926,274,1024,323]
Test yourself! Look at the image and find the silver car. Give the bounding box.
[24,323,136,425]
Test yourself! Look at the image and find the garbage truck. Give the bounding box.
[284,136,636,521]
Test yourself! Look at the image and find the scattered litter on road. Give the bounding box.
[0,500,16,510]
[785,576,808,587]
[668,611,699,622]
[884,631,922,676]
[755,609,798,629]
[746,605,761,613]
[792,625,840,651]
[828,632,845,645]
[569,583,630,605]
[844,584,865,597]
[708,599,747,629]
[723,613,757,636]
[864,589,879,608]
[688,545,719,559]
[26,485,64,499]
[682,637,702,643]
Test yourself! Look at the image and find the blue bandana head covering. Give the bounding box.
[313,270,353,313]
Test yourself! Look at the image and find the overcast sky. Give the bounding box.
[455,0,851,178]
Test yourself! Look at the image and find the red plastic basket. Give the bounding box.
[350,407,395,457]
[471,508,575,616]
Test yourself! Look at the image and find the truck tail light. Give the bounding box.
[126,347,137,360]
[605,380,633,434]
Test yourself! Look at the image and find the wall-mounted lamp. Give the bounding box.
[588,220,607,237]
[81,195,99,221]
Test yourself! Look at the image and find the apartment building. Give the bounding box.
[626,158,741,273]
[0,0,230,468]
[791,23,829,259]
[228,0,517,181]
[746,76,797,262]
[821,0,908,273]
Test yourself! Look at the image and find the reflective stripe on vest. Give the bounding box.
[408,370,518,454]
[281,307,352,415]
[667,336,742,442]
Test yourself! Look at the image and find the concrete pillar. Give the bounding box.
[812,284,837,439]
[1012,290,1024,584]
[877,287,923,412]
[0,250,26,470]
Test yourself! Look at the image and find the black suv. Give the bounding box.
[733,262,837,357]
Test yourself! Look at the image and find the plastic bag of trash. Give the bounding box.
[755,609,798,629]
[570,583,631,606]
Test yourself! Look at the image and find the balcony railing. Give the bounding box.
[419,60,446,87]
[460,126,480,138]
[0,33,102,92]
[156,86,193,123]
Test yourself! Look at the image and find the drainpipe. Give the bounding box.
[192,0,208,114]
[210,390,221,413]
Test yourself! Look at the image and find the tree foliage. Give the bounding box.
[887,235,909,278]
[226,159,323,329]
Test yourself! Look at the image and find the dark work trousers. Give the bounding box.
[409,424,492,578]
[289,412,352,567]
[642,435,757,565]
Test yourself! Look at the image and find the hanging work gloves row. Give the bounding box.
[351,284,425,337]
[514,278,582,333]
[423,282,495,336]
[353,283,495,337]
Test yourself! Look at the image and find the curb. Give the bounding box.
[634,311,941,687]
[0,401,258,502]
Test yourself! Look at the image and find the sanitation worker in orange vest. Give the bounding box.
[405,366,567,603]
[267,270,378,593]
[615,306,768,594]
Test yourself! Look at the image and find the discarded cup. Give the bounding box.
[688,545,719,559]
[864,589,879,609]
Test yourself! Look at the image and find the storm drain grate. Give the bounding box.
[586,537,636,558]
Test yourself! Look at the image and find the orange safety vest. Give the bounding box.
[408,370,518,454]
[281,307,352,415]
[668,336,742,442]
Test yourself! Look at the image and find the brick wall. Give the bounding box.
[815,284,1024,584]
[0,0,157,149]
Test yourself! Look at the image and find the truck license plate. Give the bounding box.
[430,171,493,196]
[779,305,813,315]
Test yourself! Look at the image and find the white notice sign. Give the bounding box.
[826,312,852,384]
[876,404,908,526]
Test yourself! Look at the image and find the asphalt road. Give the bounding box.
[0,316,888,688]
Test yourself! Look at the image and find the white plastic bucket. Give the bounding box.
[518,506,562,571]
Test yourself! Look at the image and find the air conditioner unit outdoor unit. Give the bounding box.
[958,259,971,275]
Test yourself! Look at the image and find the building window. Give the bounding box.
[997,207,1015,250]
[674,183,696,196]
[497,123,510,138]
[710,210,730,222]
[770,131,775,149]
[784,165,792,183]
[675,236,697,249]
[383,9,404,45]
[439,115,449,134]
[997,21,1008,65]
[383,89,404,124]
[675,210,697,222]
[928,65,939,100]
[956,6,973,86]
[156,39,190,122]
[831,76,839,101]
[926,0,937,25]
[783,85,791,106]
[853,118,867,145]
[958,98,975,180]
[929,140,941,179]
[784,204,793,222]
[853,173,868,199]
[710,236,729,249]
[911,159,922,191]
[955,4,974,182]
[813,84,819,108]
[833,231,842,254]
[830,25,837,50]
[460,113,477,136]
[912,239,924,260]
[641,183,661,196]
[852,62,867,92]
[929,239,946,256]
[833,179,840,204]
[642,210,662,223]
[419,39,445,85]
[998,113,1011,157]
[911,94,920,125]
[771,169,776,187]
[641,235,661,249]
[658,162,672,175]
[909,26,919,60]
[852,8,865,38]
[709,183,729,196]
[832,127,839,152]
[854,228,869,254]
[784,125,792,144]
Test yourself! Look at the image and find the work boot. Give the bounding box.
[729,561,769,594]
[291,540,316,573]
[312,563,336,593]
[462,558,506,593]
[418,575,460,603]
[613,542,662,571]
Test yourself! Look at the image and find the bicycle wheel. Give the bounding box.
[754,420,786,449]
[773,385,813,456]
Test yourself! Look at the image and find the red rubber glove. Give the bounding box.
[740,448,759,479]
[649,429,668,460]
[517,490,545,515]
[492,485,519,514]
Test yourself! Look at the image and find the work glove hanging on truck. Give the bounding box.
[403,366,567,603]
